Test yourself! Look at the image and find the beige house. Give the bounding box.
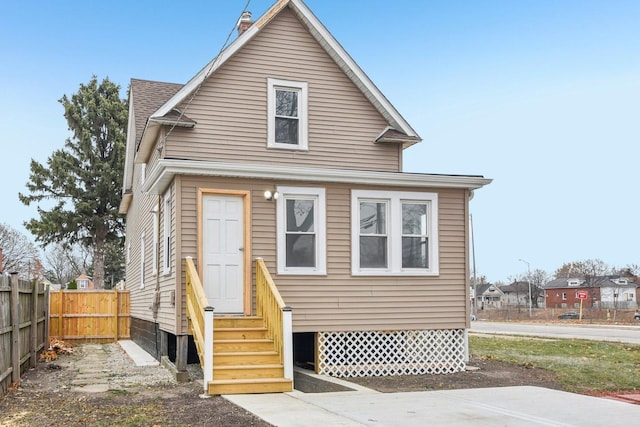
[120,0,491,394]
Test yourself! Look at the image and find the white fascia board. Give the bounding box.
[142,159,492,195]
[119,192,133,215]
[122,98,137,193]
[289,0,420,140]
[133,122,161,164]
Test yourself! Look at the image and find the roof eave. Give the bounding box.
[143,159,492,195]
[119,191,133,214]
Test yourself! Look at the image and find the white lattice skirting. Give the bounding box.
[317,329,466,378]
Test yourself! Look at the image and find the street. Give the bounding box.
[470,321,640,344]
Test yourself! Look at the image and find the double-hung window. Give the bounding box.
[268,78,308,150]
[351,190,439,276]
[276,186,326,275]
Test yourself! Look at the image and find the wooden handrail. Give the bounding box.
[255,258,293,379]
[185,257,208,310]
[256,259,286,309]
[185,256,213,392]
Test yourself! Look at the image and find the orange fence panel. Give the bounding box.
[49,290,130,344]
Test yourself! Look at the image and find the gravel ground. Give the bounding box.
[0,342,272,427]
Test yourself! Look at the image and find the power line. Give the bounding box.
[158,0,253,151]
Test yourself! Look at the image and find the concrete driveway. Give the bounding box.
[226,370,640,426]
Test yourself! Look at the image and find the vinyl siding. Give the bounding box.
[178,176,469,333]
[126,144,179,334]
[163,7,401,173]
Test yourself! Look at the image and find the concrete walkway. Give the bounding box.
[69,343,113,393]
[69,340,161,393]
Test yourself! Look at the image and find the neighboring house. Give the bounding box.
[74,274,94,290]
[119,0,490,394]
[543,276,638,309]
[471,283,503,310]
[544,278,591,309]
[500,281,536,308]
[596,277,636,309]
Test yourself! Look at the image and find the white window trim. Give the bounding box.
[267,78,308,151]
[162,188,172,275]
[140,232,146,289]
[351,190,439,276]
[152,204,158,276]
[276,186,326,275]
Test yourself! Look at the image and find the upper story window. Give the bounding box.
[276,186,326,275]
[268,78,308,150]
[78,279,88,289]
[351,190,439,276]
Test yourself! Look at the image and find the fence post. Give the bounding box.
[10,273,20,383]
[58,289,64,340]
[113,290,119,341]
[44,286,50,350]
[30,281,38,368]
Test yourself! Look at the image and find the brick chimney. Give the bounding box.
[237,11,253,35]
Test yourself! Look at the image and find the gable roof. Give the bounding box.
[130,79,184,149]
[474,283,504,296]
[134,0,421,165]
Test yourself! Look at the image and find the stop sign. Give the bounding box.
[577,291,588,299]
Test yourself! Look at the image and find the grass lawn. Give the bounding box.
[470,335,640,394]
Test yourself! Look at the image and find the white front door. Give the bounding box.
[202,194,244,313]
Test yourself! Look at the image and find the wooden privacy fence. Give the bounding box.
[49,290,130,344]
[0,273,49,396]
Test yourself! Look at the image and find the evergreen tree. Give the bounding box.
[19,76,127,289]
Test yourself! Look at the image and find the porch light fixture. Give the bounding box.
[264,190,279,201]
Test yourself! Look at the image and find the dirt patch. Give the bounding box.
[0,345,600,426]
[0,345,272,427]
[347,355,564,393]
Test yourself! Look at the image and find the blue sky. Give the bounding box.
[1,0,639,283]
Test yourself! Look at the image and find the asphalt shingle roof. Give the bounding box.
[130,79,183,149]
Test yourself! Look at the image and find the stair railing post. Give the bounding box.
[282,306,293,381]
[204,306,214,393]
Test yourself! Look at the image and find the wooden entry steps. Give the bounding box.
[209,316,292,395]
